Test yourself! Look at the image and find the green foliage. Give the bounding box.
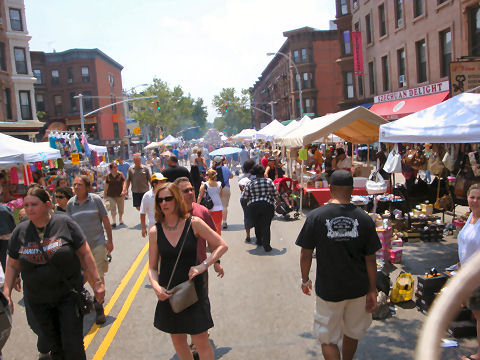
[212,88,252,135]
[131,78,208,141]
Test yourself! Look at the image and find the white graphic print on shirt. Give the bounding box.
[326,217,359,240]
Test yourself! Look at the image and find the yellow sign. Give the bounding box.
[71,153,80,165]
[133,127,141,135]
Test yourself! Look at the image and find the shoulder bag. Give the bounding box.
[383,144,402,174]
[427,152,446,176]
[200,184,214,210]
[166,218,199,314]
[366,170,388,195]
[434,177,454,211]
[402,147,427,170]
[34,232,94,316]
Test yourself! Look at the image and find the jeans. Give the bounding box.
[28,294,86,360]
[247,201,274,247]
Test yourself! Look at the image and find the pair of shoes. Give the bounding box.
[119,220,124,225]
[245,237,251,243]
[112,223,116,228]
[222,222,228,229]
[264,244,273,252]
[94,300,106,325]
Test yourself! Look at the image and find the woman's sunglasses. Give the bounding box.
[156,195,174,203]
[55,195,65,199]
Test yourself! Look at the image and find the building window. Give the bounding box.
[440,29,452,78]
[293,50,299,64]
[340,0,348,15]
[354,21,360,31]
[295,73,300,90]
[14,47,27,74]
[397,48,406,87]
[395,0,404,28]
[366,14,372,44]
[36,94,45,112]
[302,73,309,89]
[0,43,5,71]
[70,92,77,112]
[9,8,22,31]
[469,6,480,56]
[51,70,59,85]
[111,95,117,113]
[358,75,364,97]
[19,91,32,120]
[301,48,307,62]
[83,91,93,112]
[305,99,314,114]
[344,71,354,99]
[379,4,386,37]
[53,95,63,116]
[414,0,424,18]
[113,123,119,138]
[416,39,427,83]
[343,31,351,55]
[108,72,114,87]
[81,66,90,82]
[368,61,375,95]
[67,67,73,83]
[382,56,389,91]
[33,69,42,84]
[4,89,11,119]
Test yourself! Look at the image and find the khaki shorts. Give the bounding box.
[220,186,231,208]
[314,295,372,345]
[91,244,109,278]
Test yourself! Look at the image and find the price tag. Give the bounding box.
[71,153,80,165]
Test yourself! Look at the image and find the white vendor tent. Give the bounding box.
[275,115,312,143]
[254,119,285,141]
[88,143,108,154]
[0,134,61,165]
[144,141,160,150]
[233,128,257,141]
[279,107,388,147]
[159,135,181,146]
[379,93,480,143]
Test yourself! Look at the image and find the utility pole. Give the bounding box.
[77,93,84,133]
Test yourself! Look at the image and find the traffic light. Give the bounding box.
[152,101,161,111]
[156,101,161,111]
[224,104,228,113]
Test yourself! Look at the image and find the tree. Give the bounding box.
[212,88,251,135]
[131,78,208,141]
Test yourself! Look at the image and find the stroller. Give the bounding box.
[274,177,300,219]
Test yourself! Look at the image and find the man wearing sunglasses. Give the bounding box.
[140,173,167,237]
[54,186,73,212]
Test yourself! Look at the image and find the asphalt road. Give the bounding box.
[3,178,479,359]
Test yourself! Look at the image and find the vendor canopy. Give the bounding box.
[279,107,388,147]
[0,134,61,165]
[159,135,181,146]
[232,128,257,140]
[379,93,480,143]
[254,119,285,140]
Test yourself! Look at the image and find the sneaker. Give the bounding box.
[245,237,251,243]
[263,245,273,252]
[222,223,228,229]
[94,300,106,325]
[112,223,116,228]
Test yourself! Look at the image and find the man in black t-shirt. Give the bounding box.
[296,170,380,360]
[162,155,192,183]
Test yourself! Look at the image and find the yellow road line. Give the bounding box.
[84,240,149,349]
[92,261,149,360]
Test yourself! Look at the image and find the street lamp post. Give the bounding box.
[267,51,303,118]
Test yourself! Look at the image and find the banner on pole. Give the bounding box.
[352,31,364,75]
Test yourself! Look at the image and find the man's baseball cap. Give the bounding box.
[213,156,223,163]
[151,173,167,182]
[329,170,353,186]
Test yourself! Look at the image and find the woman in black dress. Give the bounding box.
[148,182,228,360]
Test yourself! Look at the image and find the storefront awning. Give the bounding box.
[370,91,449,120]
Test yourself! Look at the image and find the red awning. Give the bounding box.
[370,91,450,120]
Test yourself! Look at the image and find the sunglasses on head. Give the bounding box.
[156,195,174,203]
[182,187,194,194]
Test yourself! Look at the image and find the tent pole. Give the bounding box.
[367,144,370,167]
[300,159,304,215]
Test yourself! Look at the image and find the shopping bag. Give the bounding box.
[390,272,414,303]
[442,146,455,172]
[366,171,387,195]
[383,144,402,173]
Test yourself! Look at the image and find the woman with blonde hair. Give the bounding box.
[197,169,223,235]
[148,182,228,360]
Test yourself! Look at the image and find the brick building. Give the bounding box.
[334,0,467,120]
[251,27,342,129]
[31,48,126,150]
[0,0,43,140]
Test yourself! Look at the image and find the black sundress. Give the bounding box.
[153,217,213,334]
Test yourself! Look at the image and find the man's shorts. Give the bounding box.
[468,287,480,310]
[91,244,109,278]
[313,295,372,345]
[132,192,145,208]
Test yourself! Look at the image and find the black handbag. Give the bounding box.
[34,231,94,316]
[200,184,214,210]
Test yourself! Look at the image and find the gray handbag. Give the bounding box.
[166,218,199,313]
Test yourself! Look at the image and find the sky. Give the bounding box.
[25,0,336,123]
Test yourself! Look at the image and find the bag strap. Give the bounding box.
[33,224,77,293]
[166,217,193,291]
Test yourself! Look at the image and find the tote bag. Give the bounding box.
[383,144,402,173]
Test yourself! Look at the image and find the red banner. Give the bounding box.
[352,31,364,75]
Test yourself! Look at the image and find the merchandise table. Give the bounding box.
[303,186,368,206]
